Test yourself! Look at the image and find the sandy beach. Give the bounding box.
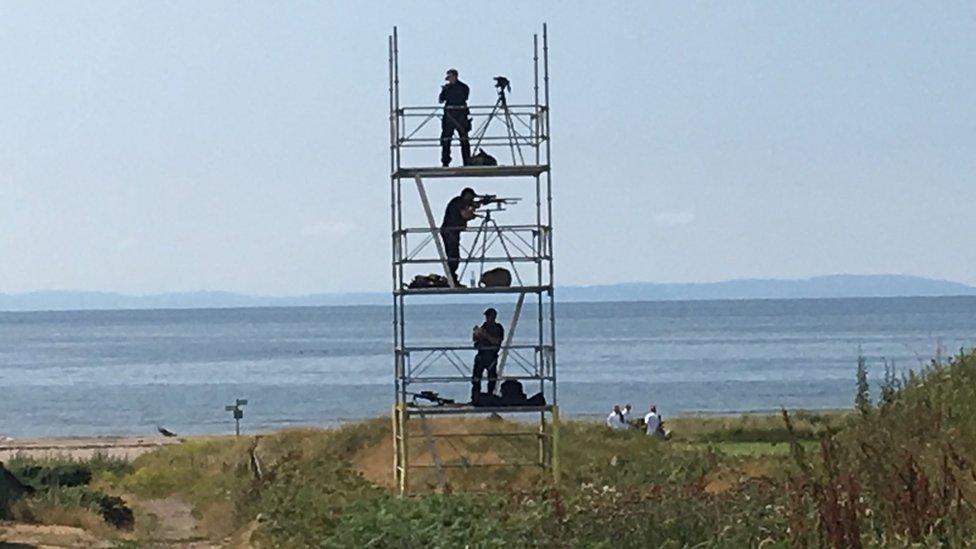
[0,435,181,461]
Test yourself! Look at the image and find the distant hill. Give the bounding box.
[558,274,976,302]
[1,275,974,312]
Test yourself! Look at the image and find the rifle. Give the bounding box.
[409,391,456,406]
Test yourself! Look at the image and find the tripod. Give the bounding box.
[460,208,524,287]
[470,80,526,165]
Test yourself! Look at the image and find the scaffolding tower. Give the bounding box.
[388,25,557,494]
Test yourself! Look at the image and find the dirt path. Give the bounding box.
[131,497,219,548]
[0,498,222,548]
[0,522,109,548]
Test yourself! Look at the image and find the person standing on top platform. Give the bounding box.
[440,187,477,286]
[472,307,504,399]
[439,68,471,167]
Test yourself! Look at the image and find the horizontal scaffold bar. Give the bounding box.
[393,165,549,179]
[404,404,555,416]
[394,285,552,296]
[397,256,549,265]
[401,375,554,384]
[398,103,546,113]
[398,136,544,146]
[408,462,543,469]
[396,224,549,235]
[400,431,546,439]
[399,344,551,353]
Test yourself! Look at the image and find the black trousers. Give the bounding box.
[473,352,499,396]
[440,228,461,284]
[440,111,471,167]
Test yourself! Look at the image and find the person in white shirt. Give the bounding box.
[644,404,664,438]
[606,405,628,430]
[621,403,633,425]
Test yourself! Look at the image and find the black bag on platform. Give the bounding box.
[500,379,527,405]
[472,392,503,407]
[479,267,512,287]
[407,273,450,289]
[526,392,546,406]
[468,149,497,166]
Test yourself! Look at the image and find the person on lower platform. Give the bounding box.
[439,68,471,167]
[440,187,478,286]
[471,307,505,400]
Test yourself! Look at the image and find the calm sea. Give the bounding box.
[1,296,974,437]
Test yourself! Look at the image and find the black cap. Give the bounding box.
[484,307,497,317]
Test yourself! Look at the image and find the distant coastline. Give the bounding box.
[2,274,975,312]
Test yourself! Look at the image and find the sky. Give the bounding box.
[1,2,974,295]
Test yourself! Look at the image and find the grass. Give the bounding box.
[697,440,806,456]
[8,487,121,539]
[7,348,976,547]
[3,452,135,538]
[5,452,132,490]
[668,409,849,443]
[94,412,811,546]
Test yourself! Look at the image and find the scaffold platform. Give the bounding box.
[403,404,555,416]
[395,285,552,296]
[393,164,549,179]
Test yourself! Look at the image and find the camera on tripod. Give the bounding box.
[469,74,527,165]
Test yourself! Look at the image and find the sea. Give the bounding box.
[1,296,975,438]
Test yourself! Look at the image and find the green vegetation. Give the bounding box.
[101,411,832,546]
[2,453,134,534]
[5,349,975,547]
[102,422,765,547]
[783,349,976,547]
[6,453,132,490]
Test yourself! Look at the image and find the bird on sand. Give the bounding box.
[157,426,178,437]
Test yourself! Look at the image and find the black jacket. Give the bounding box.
[441,195,473,230]
[439,80,470,111]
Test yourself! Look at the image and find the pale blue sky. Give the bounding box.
[1,2,974,295]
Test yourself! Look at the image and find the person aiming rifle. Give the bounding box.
[439,68,471,167]
[440,187,478,286]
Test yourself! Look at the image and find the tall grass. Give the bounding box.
[4,453,135,531]
[786,349,976,546]
[84,348,976,547]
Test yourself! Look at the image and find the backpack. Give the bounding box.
[471,392,502,407]
[479,268,512,287]
[499,379,527,405]
[468,149,498,166]
[406,273,450,289]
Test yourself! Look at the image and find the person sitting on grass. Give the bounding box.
[606,404,628,430]
[622,403,638,427]
[644,404,666,439]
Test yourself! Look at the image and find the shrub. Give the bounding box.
[327,493,539,548]
[785,348,976,547]
[10,485,133,531]
[5,454,135,531]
